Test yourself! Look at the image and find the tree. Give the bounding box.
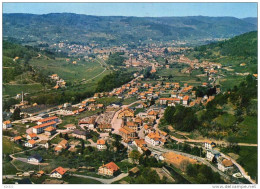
[59,133,63,138]
[150,97,155,106]
[129,150,141,164]
[64,133,69,140]
[180,159,190,172]
[12,108,21,120]
[186,164,196,177]
[163,48,169,54]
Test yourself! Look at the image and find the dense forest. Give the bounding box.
[96,71,133,92]
[192,31,257,59]
[106,52,125,67]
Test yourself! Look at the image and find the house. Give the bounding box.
[64,124,76,130]
[143,125,153,134]
[3,120,12,129]
[25,139,36,148]
[50,167,67,178]
[79,117,96,129]
[50,74,59,80]
[33,121,57,134]
[27,154,42,163]
[27,133,38,140]
[118,108,134,119]
[98,123,112,132]
[13,136,22,143]
[71,129,90,140]
[44,126,56,136]
[37,170,45,177]
[204,141,216,150]
[126,121,138,131]
[145,132,165,146]
[119,126,138,142]
[37,116,59,125]
[206,149,221,162]
[133,139,149,154]
[183,96,189,106]
[97,139,107,150]
[217,158,234,172]
[55,139,68,153]
[98,162,120,177]
[38,140,49,149]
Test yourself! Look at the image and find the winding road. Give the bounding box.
[70,173,129,184]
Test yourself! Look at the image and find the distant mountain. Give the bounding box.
[242,17,257,26]
[3,13,258,46]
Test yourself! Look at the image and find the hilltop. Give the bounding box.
[3,13,257,46]
[187,31,257,75]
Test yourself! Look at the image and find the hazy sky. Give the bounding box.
[3,2,258,18]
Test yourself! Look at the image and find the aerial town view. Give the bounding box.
[2,2,258,186]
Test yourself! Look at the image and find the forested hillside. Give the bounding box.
[3,13,257,46]
[187,31,257,74]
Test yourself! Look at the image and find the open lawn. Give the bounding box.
[3,161,18,175]
[3,83,44,97]
[63,176,102,184]
[3,137,23,154]
[219,75,245,91]
[96,96,122,106]
[236,116,257,144]
[30,57,106,83]
[122,96,138,105]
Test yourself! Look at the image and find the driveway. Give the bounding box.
[70,173,129,184]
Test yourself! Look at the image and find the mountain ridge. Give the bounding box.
[3,13,257,46]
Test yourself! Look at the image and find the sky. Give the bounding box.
[3,2,258,18]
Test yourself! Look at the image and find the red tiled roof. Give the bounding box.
[97,139,106,145]
[51,167,67,175]
[28,139,36,145]
[44,126,56,132]
[103,162,120,172]
[28,133,37,138]
[33,121,56,129]
[38,116,58,123]
[14,136,22,141]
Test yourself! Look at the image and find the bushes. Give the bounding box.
[164,105,199,132]
[186,164,224,184]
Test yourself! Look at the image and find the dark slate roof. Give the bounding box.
[28,154,43,161]
[73,129,90,136]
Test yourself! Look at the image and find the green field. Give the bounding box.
[3,161,18,175]
[29,57,106,83]
[3,83,44,97]
[218,75,245,91]
[62,176,102,184]
[236,146,258,181]
[155,67,207,86]
[3,137,23,154]
[236,116,257,144]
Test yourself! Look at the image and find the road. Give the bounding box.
[148,145,231,182]
[220,153,256,184]
[170,135,257,147]
[70,173,128,184]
